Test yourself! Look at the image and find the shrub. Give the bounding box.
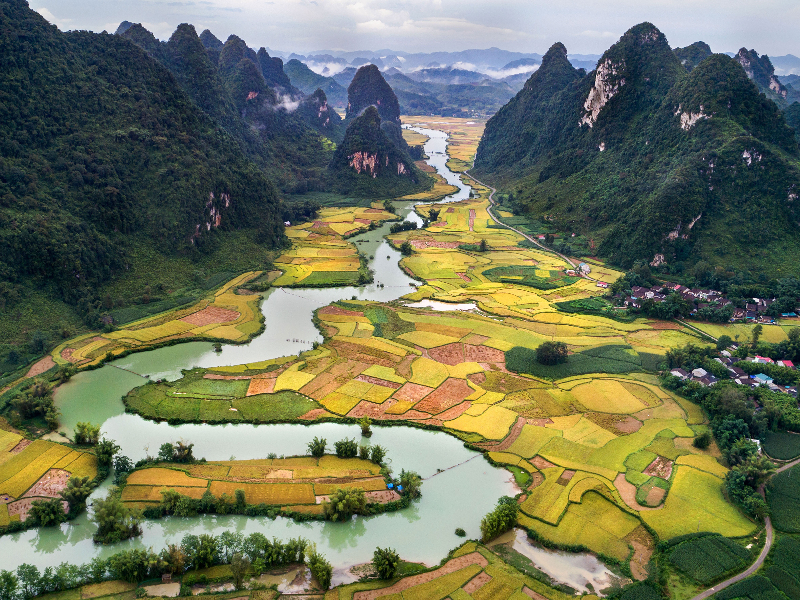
[399,241,413,256]
[74,422,100,445]
[370,445,386,464]
[480,496,518,542]
[693,431,712,449]
[307,437,327,457]
[455,528,466,537]
[358,417,372,437]
[307,548,332,590]
[373,547,400,579]
[399,469,422,498]
[334,438,358,458]
[92,491,142,544]
[322,487,367,521]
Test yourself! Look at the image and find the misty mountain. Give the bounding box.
[284,59,348,107]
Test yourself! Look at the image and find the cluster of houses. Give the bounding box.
[670,351,798,397]
[614,283,788,324]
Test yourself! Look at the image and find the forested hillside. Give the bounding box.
[474,23,800,276]
[0,0,286,359]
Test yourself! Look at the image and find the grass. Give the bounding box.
[506,345,652,379]
[445,406,518,440]
[767,464,800,533]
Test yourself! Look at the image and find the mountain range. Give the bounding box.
[474,23,800,278]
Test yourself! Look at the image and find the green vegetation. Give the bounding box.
[767,464,800,532]
[307,437,327,457]
[91,490,143,544]
[480,496,519,542]
[506,344,659,378]
[536,341,569,366]
[307,547,333,590]
[322,487,367,522]
[763,431,800,460]
[474,23,800,277]
[667,533,751,584]
[483,266,580,290]
[373,547,400,579]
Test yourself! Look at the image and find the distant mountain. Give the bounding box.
[345,64,407,151]
[407,67,487,85]
[771,54,800,76]
[474,23,800,275]
[674,42,712,71]
[502,58,539,70]
[284,59,348,107]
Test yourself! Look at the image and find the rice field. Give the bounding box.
[52,272,264,368]
[0,438,97,522]
[119,456,386,510]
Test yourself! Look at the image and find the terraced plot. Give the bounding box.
[52,272,264,368]
[119,455,386,515]
[274,205,396,287]
[0,433,97,525]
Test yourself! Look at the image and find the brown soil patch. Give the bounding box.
[428,343,466,366]
[392,382,434,402]
[586,413,643,435]
[528,472,544,490]
[463,571,491,594]
[318,305,364,317]
[457,273,472,282]
[9,498,68,522]
[468,209,476,231]
[464,344,505,363]
[364,208,385,213]
[523,587,549,600]
[0,494,15,504]
[236,288,256,295]
[60,348,75,362]
[365,490,401,503]
[23,469,71,498]
[180,306,240,326]
[647,321,681,330]
[414,161,436,173]
[395,354,415,379]
[415,379,473,414]
[625,525,655,581]
[461,336,489,348]
[481,372,539,393]
[467,372,486,385]
[246,378,276,396]
[446,207,455,212]
[328,341,401,368]
[477,417,526,451]
[531,456,555,470]
[645,487,666,505]
[644,456,673,479]
[10,439,31,454]
[613,473,658,512]
[527,418,554,427]
[558,470,576,483]
[355,374,402,389]
[410,240,461,249]
[25,356,56,378]
[352,552,489,600]
[432,402,472,421]
[297,409,330,421]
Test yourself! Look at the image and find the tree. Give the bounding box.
[181,534,219,569]
[480,496,518,542]
[726,438,759,466]
[693,431,712,449]
[398,469,422,498]
[230,553,251,590]
[113,455,134,484]
[428,208,440,222]
[373,547,400,579]
[370,445,387,465]
[358,417,372,437]
[322,487,367,521]
[74,422,100,445]
[16,564,40,600]
[535,341,568,366]
[307,548,332,590]
[735,455,776,488]
[95,439,119,467]
[107,549,154,583]
[716,335,733,351]
[28,499,67,527]
[159,544,186,575]
[158,442,175,462]
[0,570,19,600]
[307,437,326,457]
[59,476,93,512]
[752,324,763,350]
[91,491,142,544]
[479,239,488,252]
[399,241,413,256]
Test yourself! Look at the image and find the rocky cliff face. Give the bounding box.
[736,48,788,102]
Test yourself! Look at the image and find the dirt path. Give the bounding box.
[676,320,718,342]
[690,457,800,600]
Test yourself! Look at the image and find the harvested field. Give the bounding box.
[180,306,240,326]
[22,469,71,498]
[413,378,472,414]
[643,456,673,479]
[25,356,56,378]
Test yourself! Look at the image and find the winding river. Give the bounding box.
[1,127,616,593]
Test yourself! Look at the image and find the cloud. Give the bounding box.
[579,30,619,39]
[34,7,73,28]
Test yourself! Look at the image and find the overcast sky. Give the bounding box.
[34,0,800,57]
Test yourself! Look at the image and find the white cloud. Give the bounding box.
[34,7,73,28]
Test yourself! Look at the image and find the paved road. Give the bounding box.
[690,457,800,600]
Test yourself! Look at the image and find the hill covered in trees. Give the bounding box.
[474,23,800,277]
[0,0,291,359]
